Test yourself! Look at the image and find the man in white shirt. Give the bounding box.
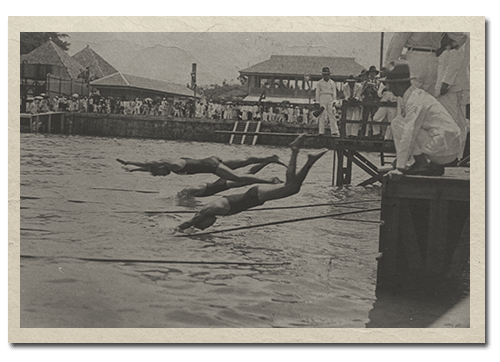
[315,67,339,136]
[372,84,397,139]
[385,32,442,95]
[382,61,462,180]
[342,75,363,137]
[435,33,470,159]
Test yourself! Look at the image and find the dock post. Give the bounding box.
[60,113,64,133]
[426,199,450,275]
[35,115,39,133]
[29,115,33,133]
[335,149,344,187]
[48,113,52,133]
[332,147,336,186]
[377,171,470,294]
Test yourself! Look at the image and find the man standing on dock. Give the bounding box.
[385,32,443,95]
[381,61,462,179]
[315,67,339,136]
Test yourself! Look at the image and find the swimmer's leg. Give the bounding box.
[215,163,276,184]
[284,134,306,183]
[222,155,287,169]
[292,149,329,184]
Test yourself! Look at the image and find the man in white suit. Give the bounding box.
[315,67,339,136]
[435,32,470,159]
[342,75,363,138]
[385,32,443,95]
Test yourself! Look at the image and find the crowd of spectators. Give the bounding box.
[24,93,337,125]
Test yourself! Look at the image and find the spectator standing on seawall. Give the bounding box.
[382,61,462,180]
[315,67,339,136]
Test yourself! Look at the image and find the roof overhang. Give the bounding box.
[90,84,193,98]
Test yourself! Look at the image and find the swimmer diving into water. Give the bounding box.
[179,161,283,198]
[116,154,286,185]
[177,134,328,231]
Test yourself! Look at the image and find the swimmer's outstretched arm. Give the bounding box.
[116,158,175,175]
[116,158,155,172]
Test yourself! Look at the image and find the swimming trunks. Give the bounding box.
[174,156,221,175]
[224,186,264,215]
[198,178,229,197]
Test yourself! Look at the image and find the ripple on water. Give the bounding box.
[20,133,383,328]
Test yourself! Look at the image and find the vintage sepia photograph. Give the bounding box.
[8,16,485,344]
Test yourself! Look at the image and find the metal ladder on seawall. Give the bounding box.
[229,121,261,146]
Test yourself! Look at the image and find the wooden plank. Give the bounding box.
[358,172,386,187]
[426,199,449,274]
[241,121,250,145]
[336,149,344,187]
[252,121,261,145]
[385,181,470,202]
[229,121,238,144]
[446,217,470,278]
[345,150,378,178]
[350,150,379,172]
[377,192,401,286]
[399,204,424,272]
[339,102,347,138]
[331,146,336,187]
[345,156,352,184]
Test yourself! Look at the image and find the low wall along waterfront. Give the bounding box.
[21,112,334,148]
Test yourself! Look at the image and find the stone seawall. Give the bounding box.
[62,113,331,148]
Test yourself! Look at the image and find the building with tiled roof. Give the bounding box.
[90,72,193,100]
[239,55,366,104]
[71,45,118,80]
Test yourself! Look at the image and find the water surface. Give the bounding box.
[20,133,385,328]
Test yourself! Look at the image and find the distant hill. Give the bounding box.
[66,32,392,87]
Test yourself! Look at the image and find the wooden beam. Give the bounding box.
[399,204,424,272]
[350,149,379,172]
[378,194,401,287]
[426,199,449,274]
[345,150,378,178]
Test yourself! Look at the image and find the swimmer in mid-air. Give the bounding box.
[179,161,283,198]
[177,134,328,231]
[116,154,286,185]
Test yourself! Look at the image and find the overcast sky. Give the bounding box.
[65,32,394,84]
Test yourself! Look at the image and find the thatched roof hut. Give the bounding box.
[21,39,84,79]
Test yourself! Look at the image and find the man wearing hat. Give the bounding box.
[360,66,382,137]
[342,75,363,138]
[315,67,339,136]
[381,61,462,180]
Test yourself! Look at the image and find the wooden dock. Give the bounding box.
[216,130,396,187]
[376,167,470,295]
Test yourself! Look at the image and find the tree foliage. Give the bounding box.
[20,32,71,55]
